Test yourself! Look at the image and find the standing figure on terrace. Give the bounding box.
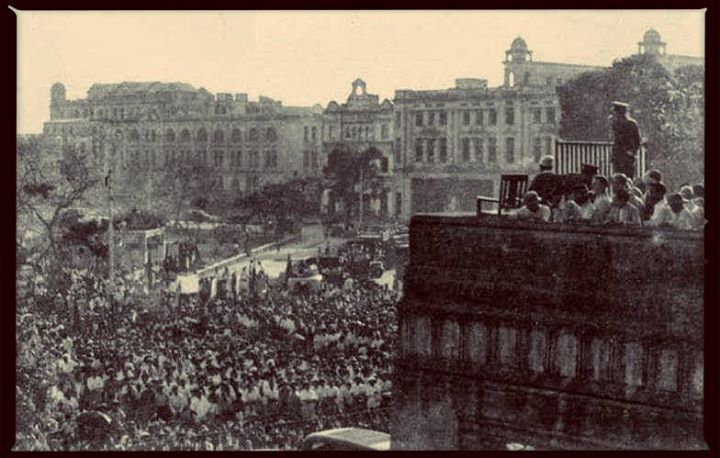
[610,101,641,178]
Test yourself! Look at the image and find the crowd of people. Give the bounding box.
[16,259,399,451]
[518,155,704,230]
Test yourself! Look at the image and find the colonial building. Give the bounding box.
[391,37,604,219]
[43,82,324,207]
[322,79,396,218]
[39,30,701,221]
[637,28,704,73]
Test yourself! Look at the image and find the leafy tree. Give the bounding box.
[152,156,219,235]
[17,136,99,273]
[233,177,321,235]
[323,146,385,223]
[558,54,704,189]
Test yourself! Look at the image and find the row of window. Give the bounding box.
[303,150,320,169]
[113,148,279,170]
[413,136,554,165]
[310,124,391,142]
[415,107,556,128]
[112,127,278,144]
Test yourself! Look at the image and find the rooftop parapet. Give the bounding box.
[403,213,703,341]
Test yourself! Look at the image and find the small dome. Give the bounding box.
[51,82,66,93]
[643,28,662,43]
[510,37,528,50]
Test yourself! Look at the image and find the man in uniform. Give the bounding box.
[610,101,641,178]
[529,155,563,208]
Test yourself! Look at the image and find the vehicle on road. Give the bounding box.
[300,428,390,451]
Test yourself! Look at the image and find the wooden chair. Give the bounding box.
[476,174,529,216]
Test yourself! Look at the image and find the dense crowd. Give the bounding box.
[16,263,398,451]
[518,161,704,230]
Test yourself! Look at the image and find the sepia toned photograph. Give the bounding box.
[13,9,707,451]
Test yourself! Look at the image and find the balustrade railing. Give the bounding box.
[555,139,647,178]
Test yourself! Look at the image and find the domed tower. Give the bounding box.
[504,37,533,87]
[505,37,532,64]
[50,82,66,119]
[638,28,667,56]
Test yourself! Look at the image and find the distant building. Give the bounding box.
[43,82,324,206]
[322,79,396,219]
[636,28,704,73]
[38,30,702,221]
[391,37,604,219]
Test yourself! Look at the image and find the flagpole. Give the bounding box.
[107,169,115,312]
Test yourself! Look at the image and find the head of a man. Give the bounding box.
[667,193,685,214]
[523,191,540,212]
[679,185,694,202]
[644,170,662,187]
[633,177,647,194]
[612,101,629,120]
[539,155,554,172]
[591,176,609,195]
[572,184,590,205]
[612,173,630,191]
[614,188,630,207]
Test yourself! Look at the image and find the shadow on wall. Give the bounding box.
[391,383,459,450]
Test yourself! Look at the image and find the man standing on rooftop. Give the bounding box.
[610,101,641,178]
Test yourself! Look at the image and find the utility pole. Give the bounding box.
[358,166,363,232]
[106,167,116,330]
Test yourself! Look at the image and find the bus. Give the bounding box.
[300,428,390,451]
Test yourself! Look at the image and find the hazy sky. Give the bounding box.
[16,10,704,133]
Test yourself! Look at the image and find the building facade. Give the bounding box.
[39,30,700,221]
[321,79,396,218]
[43,82,324,208]
[391,37,604,219]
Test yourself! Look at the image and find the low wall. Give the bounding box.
[392,214,705,450]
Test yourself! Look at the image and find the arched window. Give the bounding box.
[166,128,176,142]
[524,73,530,85]
[231,128,243,143]
[129,128,140,142]
[508,71,515,87]
[115,129,124,140]
[97,109,105,119]
[249,128,258,141]
[180,128,191,142]
[265,127,277,142]
[150,130,157,142]
[196,128,208,142]
[213,129,225,144]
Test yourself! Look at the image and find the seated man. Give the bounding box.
[554,183,588,223]
[679,185,697,213]
[514,191,551,222]
[692,197,705,229]
[589,175,612,224]
[529,155,563,208]
[612,173,645,214]
[642,169,667,220]
[605,188,641,226]
[648,193,695,230]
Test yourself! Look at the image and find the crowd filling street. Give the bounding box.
[16,246,399,450]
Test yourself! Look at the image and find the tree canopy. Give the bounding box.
[558,54,704,189]
[323,146,386,221]
[232,177,321,233]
